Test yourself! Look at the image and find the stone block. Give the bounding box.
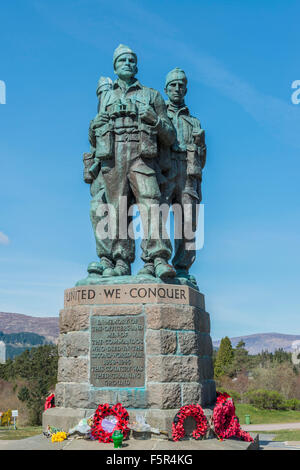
[146,330,177,355]
[43,407,87,432]
[89,388,118,408]
[129,409,178,438]
[91,304,143,316]
[89,388,147,409]
[64,284,205,309]
[178,332,199,355]
[205,380,217,405]
[198,357,214,381]
[200,335,213,356]
[54,382,65,407]
[58,331,89,357]
[57,357,88,383]
[181,382,215,407]
[146,304,210,333]
[117,389,147,408]
[59,306,91,333]
[147,383,181,409]
[64,383,90,409]
[178,332,213,356]
[147,356,199,382]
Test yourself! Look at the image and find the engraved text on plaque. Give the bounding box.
[90,316,145,387]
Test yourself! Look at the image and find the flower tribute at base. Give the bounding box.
[91,403,130,443]
[212,392,253,442]
[172,404,208,442]
[172,393,253,442]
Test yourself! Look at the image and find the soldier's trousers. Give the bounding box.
[163,158,202,271]
[91,140,172,265]
[90,172,113,262]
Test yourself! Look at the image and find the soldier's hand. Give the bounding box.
[92,112,110,128]
[140,105,158,126]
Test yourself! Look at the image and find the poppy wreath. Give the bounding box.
[172,404,208,442]
[44,393,55,411]
[91,403,130,443]
[212,392,253,442]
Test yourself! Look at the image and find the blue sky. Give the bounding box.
[0,0,299,340]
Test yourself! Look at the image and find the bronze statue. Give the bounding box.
[163,68,206,287]
[82,45,176,282]
[78,49,206,289]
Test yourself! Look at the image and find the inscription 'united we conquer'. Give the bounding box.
[64,284,191,307]
[90,316,145,388]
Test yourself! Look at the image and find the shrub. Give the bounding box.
[250,363,298,399]
[1,409,12,426]
[285,398,300,410]
[244,389,287,410]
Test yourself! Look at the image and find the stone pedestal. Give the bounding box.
[43,283,216,435]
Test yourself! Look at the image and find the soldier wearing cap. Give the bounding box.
[86,45,176,280]
[163,68,206,285]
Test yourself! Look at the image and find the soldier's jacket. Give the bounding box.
[89,79,175,163]
[166,102,206,179]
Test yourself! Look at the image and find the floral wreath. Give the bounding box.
[91,403,130,443]
[172,404,208,442]
[44,393,55,411]
[212,392,253,442]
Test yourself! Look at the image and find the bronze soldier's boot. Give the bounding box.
[138,262,155,277]
[154,257,176,280]
[88,257,114,276]
[176,268,198,289]
[111,258,131,276]
[175,268,189,279]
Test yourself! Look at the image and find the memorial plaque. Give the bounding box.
[90,315,145,387]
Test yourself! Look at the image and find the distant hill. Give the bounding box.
[213,333,300,355]
[0,312,59,344]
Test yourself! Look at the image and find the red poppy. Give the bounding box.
[172,404,208,442]
[91,403,130,443]
[212,393,253,442]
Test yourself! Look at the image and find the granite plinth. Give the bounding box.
[44,282,216,433]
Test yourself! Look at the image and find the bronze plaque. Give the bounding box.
[90,315,145,387]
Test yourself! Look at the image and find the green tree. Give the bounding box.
[214,336,234,379]
[227,340,250,376]
[0,344,58,425]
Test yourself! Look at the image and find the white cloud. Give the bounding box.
[0,232,10,245]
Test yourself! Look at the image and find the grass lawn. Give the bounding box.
[0,426,42,440]
[235,404,300,425]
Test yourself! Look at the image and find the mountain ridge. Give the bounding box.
[0,311,59,344]
[213,332,300,354]
[1,312,299,354]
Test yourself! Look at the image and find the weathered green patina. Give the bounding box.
[77,49,205,288]
[163,68,206,286]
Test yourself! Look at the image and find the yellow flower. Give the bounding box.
[51,431,67,443]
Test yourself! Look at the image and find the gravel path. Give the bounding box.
[242,422,300,431]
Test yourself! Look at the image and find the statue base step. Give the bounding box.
[43,406,214,439]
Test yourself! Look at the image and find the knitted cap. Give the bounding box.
[113,44,137,67]
[165,68,187,87]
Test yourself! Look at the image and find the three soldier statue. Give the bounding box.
[82,44,206,287]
